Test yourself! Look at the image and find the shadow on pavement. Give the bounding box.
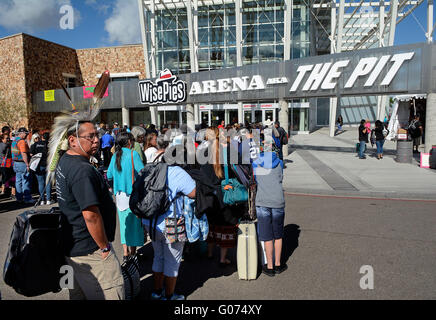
[136,240,237,300]
[281,224,301,265]
[136,224,301,299]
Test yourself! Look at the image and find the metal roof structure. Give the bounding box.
[139,0,431,54]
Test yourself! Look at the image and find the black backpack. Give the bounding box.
[3,208,65,297]
[129,161,171,239]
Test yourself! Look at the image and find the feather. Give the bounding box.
[60,83,77,113]
[93,70,110,102]
[46,70,110,186]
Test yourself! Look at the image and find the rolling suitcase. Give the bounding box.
[237,221,258,280]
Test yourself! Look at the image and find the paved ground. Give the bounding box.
[1,193,435,300]
[284,127,436,199]
[1,127,435,300]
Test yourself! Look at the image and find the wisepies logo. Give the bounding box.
[139,69,187,105]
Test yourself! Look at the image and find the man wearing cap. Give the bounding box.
[111,122,120,139]
[11,127,34,204]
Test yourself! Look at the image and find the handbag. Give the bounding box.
[221,163,248,206]
[182,196,209,243]
[1,156,12,168]
[164,196,187,244]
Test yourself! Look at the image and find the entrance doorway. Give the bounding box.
[211,110,225,126]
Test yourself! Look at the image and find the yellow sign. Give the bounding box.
[44,90,55,102]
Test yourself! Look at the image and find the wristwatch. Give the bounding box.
[101,243,111,253]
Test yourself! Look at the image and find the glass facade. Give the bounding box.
[147,0,312,74]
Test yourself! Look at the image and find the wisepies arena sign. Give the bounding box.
[139,69,187,105]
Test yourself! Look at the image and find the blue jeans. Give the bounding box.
[35,166,51,201]
[359,141,366,158]
[256,207,285,242]
[13,162,32,201]
[376,140,384,155]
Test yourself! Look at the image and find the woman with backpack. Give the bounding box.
[371,120,388,160]
[140,142,196,300]
[107,132,145,261]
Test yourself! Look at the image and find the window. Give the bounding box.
[63,74,76,88]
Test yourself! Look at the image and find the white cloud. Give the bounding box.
[104,0,141,45]
[0,0,80,32]
[85,0,111,15]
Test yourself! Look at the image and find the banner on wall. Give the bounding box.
[83,86,109,99]
[44,90,55,102]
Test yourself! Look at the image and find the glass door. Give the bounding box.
[211,110,225,126]
[201,111,211,127]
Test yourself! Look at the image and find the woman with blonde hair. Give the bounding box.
[201,127,243,267]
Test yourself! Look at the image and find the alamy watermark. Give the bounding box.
[59,265,74,289]
[59,5,74,30]
[153,127,276,175]
[359,265,374,290]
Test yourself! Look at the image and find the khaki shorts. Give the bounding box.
[65,247,125,300]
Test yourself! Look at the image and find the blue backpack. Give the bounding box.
[182,197,209,243]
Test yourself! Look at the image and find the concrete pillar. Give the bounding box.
[279,99,289,157]
[186,103,195,133]
[329,97,338,137]
[150,107,158,126]
[425,93,436,152]
[238,102,244,124]
[122,107,130,127]
[194,104,199,124]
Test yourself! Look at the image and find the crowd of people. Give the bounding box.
[0,126,51,205]
[1,119,289,301]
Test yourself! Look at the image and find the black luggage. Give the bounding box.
[3,208,66,297]
[430,147,436,169]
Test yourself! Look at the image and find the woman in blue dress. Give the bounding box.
[107,131,145,260]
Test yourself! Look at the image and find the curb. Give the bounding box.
[283,188,436,201]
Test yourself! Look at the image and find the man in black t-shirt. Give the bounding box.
[56,121,124,300]
[409,115,423,153]
[358,119,369,159]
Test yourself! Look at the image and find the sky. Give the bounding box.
[0,0,434,49]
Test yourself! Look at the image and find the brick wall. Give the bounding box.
[22,34,83,131]
[0,34,28,129]
[77,45,146,85]
[0,34,146,131]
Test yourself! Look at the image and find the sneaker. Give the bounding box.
[262,265,275,277]
[40,200,46,206]
[150,288,165,300]
[161,293,185,300]
[274,264,288,274]
[46,200,52,205]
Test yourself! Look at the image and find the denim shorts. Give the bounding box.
[145,225,185,277]
[256,207,285,242]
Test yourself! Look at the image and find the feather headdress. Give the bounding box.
[46,70,110,185]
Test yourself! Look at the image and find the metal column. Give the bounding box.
[236,0,244,124]
[329,0,345,137]
[388,0,399,46]
[187,0,200,126]
[284,0,293,61]
[428,0,434,43]
[137,0,150,79]
[149,0,158,125]
[426,93,436,152]
[377,1,387,122]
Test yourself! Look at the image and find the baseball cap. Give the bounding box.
[17,127,29,134]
